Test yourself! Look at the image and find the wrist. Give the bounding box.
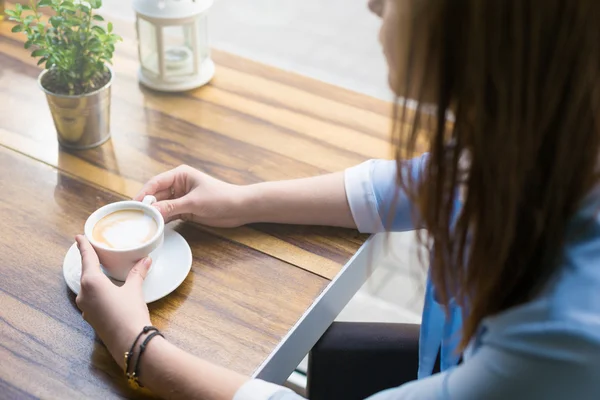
[112,327,168,389]
[135,334,168,387]
[107,325,154,371]
[236,183,266,225]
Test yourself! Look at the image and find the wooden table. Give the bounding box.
[0,2,397,398]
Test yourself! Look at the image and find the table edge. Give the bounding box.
[253,233,400,384]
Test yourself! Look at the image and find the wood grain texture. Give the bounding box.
[0,4,380,279]
[0,2,424,398]
[0,146,328,399]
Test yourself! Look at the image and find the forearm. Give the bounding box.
[136,336,249,400]
[240,171,356,228]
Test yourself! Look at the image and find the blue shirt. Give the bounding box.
[235,155,600,400]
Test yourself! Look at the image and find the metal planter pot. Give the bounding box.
[38,66,113,150]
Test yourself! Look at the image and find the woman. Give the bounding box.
[74,0,600,398]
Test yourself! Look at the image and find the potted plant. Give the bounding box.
[7,0,121,149]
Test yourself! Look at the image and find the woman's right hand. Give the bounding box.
[137,164,355,230]
[135,165,249,227]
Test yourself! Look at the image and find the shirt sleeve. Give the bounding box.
[233,379,304,400]
[365,336,599,400]
[344,154,428,233]
[235,328,600,400]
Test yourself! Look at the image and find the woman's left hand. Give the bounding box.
[75,235,153,370]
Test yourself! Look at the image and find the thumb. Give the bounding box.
[153,197,192,222]
[76,235,102,277]
[125,257,152,289]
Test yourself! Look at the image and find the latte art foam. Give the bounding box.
[92,210,158,249]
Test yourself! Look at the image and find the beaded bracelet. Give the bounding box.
[124,326,161,389]
[131,331,165,388]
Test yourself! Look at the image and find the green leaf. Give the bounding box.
[15,3,22,13]
[88,41,102,51]
[21,5,32,11]
[107,22,113,33]
[49,16,63,28]
[60,3,76,12]
[11,25,24,33]
[91,25,105,34]
[38,0,53,7]
[31,49,46,57]
[24,40,33,49]
[37,57,48,66]
[92,15,104,21]
[4,10,17,17]
[89,0,102,9]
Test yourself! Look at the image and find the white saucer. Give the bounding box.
[63,229,192,303]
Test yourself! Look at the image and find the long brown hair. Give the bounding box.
[395,1,600,350]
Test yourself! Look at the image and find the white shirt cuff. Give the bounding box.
[233,379,295,400]
[344,160,385,233]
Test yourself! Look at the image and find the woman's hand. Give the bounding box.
[137,165,356,229]
[75,235,152,370]
[135,165,248,227]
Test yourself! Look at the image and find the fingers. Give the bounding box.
[153,188,174,202]
[125,257,152,289]
[76,235,102,278]
[368,0,384,18]
[135,169,179,201]
[153,197,194,222]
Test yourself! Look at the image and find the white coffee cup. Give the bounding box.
[84,195,165,281]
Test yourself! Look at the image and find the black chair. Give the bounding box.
[307,322,427,400]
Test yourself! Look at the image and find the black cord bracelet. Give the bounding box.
[132,330,165,388]
[124,326,158,376]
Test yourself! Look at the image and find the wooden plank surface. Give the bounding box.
[0,2,408,398]
[0,2,381,280]
[0,145,328,398]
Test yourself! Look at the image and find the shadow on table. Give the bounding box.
[148,266,194,330]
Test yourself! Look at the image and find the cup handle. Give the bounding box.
[142,195,157,205]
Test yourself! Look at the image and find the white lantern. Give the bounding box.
[133,0,215,92]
